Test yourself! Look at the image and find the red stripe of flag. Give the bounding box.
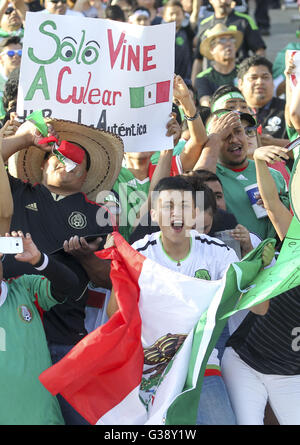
[156,80,170,103]
[39,232,145,424]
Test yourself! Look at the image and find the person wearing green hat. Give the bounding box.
[209,84,291,186]
[193,109,289,241]
[210,84,251,113]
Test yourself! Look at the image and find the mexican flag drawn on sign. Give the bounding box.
[39,231,298,425]
[129,80,170,108]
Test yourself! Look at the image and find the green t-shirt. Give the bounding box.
[150,140,186,165]
[216,160,289,240]
[0,275,64,425]
[111,167,151,241]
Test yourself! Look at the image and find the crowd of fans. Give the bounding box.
[0,0,300,426]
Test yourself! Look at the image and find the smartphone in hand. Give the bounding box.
[0,237,23,254]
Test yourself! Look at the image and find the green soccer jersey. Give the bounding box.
[150,140,186,165]
[0,275,64,425]
[111,167,151,241]
[109,158,181,241]
[216,160,289,240]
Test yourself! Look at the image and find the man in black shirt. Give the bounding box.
[194,23,242,106]
[222,286,300,425]
[237,55,289,144]
[162,0,194,81]
[220,143,300,425]
[1,117,123,424]
[191,0,266,85]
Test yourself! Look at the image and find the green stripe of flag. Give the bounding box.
[166,159,300,425]
[223,217,300,318]
[165,238,275,425]
[130,87,145,108]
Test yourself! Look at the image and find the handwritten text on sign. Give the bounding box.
[17,13,176,152]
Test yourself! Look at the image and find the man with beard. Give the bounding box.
[194,24,243,106]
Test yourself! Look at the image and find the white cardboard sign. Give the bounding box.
[17,12,175,152]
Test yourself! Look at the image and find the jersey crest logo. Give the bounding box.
[265,116,281,133]
[25,202,38,211]
[68,211,87,229]
[18,305,33,323]
[194,269,211,280]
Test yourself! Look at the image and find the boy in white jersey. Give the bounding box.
[133,177,238,280]
[107,175,273,424]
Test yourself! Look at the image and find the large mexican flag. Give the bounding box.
[39,229,300,425]
[39,141,300,425]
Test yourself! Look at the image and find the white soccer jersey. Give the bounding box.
[132,229,239,281]
[132,230,239,369]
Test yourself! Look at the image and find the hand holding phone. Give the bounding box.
[0,232,42,266]
[0,237,23,254]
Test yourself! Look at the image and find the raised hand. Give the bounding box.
[253,145,289,164]
[15,120,58,154]
[8,231,41,265]
[207,111,241,140]
[173,74,191,105]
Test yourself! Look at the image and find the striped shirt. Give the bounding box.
[227,286,300,375]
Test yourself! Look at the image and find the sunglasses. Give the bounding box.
[50,0,67,3]
[2,50,22,57]
[210,37,235,48]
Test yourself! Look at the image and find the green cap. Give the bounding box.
[211,92,245,113]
